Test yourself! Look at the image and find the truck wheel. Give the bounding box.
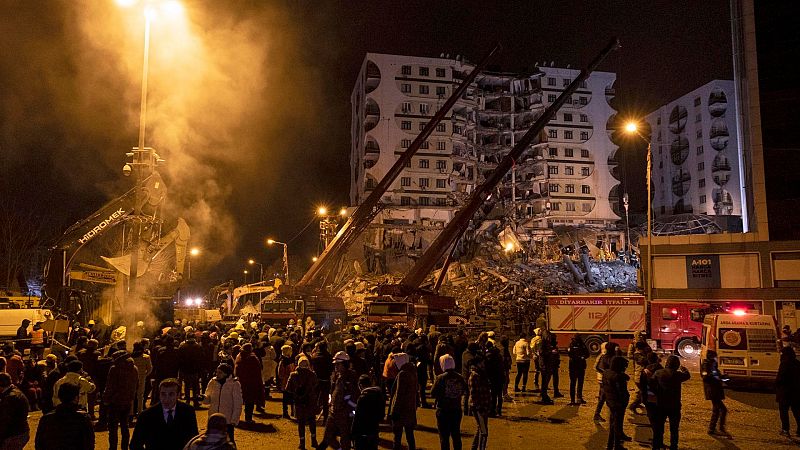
[676,338,700,358]
[584,336,605,355]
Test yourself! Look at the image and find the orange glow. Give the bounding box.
[732,309,746,316]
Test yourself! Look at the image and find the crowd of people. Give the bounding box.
[0,317,799,450]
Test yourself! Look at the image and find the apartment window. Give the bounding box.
[419,197,430,206]
[436,68,446,77]
[419,159,429,168]
[401,121,412,130]
[695,113,702,123]
[551,202,561,211]
[420,104,430,114]
[419,85,429,95]
[565,184,575,193]
[694,96,701,106]
[549,147,558,157]
[437,141,446,151]
[565,96,573,104]
[581,149,589,158]
[404,160,411,168]
[419,178,429,188]
[581,167,590,176]
[697,146,704,155]
[582,203,592,212]
[700,195,706,204]
[565,166,574,175]
[548,166,559,175]
[420,141,429,149]
[401,139,411,148]
[563,78,571,87]
[564,130,574,139]
[549,183,559,192]
[699,178,706,188]
[401,196,411,205]
[565,148,574,157]
[365,178,375,189]
[453,125,462,134]
[548,129,558,139]
[564,113,573,122]
[659,161,663,169]
[580,131,589,140]
[548,94,557,103]
[436,86,446,96]
[696,129,703,139]
[401,102,412,113]
[401,65,412,75]
[581,185,591,194]
[401,83,411,93]
[419,122,427,131]
[566,202,576,211]
[419,67,429,76]
[436,123,446,132]
[436,179,446,188]
[547,77,556,86]
[435,197,447,206]
[698,162,705,171]
[401,177,411,187]
[657,117,661,125]
[579,80,587,89]
[580,114,588,123]
[579,96,588,105]
[436,160,447,170]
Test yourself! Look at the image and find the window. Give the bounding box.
[401,177,411,187]
[563,78,571,87]
[547,77,556,86]
[419,85,429,94]
[581,167,590,176]
[419,67,429,76]
[401,196,411,205]
[698,162,705,171]
[566,202,576,211]
[548,94,557,102]
[365,178,375,189]
[419,178,429,188]
[401,139,411,148]
[401,102,412,113]
[436,123,446,132]
[657,117,661,125]
[401,65,411,75]
[564,113,573,122]
[551,202,561,211]
[580,131,589,140]
[419,122,427,131]
[699,178,706,188]
[549,147,558,157]
[404,160,411,168]
[436,160,447,170]
[420,104,430,114]
[549,183,559,192]
[697,146,704,155]
[436,179,446,188]
[579,80,587,89]
[401,121,412,130]
[581,149,590,158]
[579,96,588,105]
[436,68,446,77]
[565,166,574,175]
[565,96,573,104]
[419,197,430,206]
[453,125,462,134]
[419,159,429,168]
[696,129,703,139]
[580,114,588,123]
[565,148,574,157]
[401,83,411,93]
[564,130,574,139]
[548,166,558,175]
[659,161,663,169]
[420,141,429,149]
[435,197,447,206]
[662,307,678,321]
[581,185,591,194]
[582,203,592,212]
[437,141,446,151]
[694,96,701,107]
[695,113,702,123]
[700,195,706,204]
[565,184,575,193]
[548,129,558,139]
[436,86,446,96]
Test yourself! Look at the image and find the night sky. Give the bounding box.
[0,0,732,286]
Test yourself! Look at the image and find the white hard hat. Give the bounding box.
[332,351,350,363]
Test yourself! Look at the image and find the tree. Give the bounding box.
[0,197,45,292]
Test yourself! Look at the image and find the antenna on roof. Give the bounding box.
[440,53,445,58]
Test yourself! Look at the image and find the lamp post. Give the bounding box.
[243,269,249,285]
[622,193,630,263]
[624,121,653,310]
[248,259,263,282]
[267,239,289,283]
[188,247,200,280]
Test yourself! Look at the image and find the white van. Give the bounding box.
[0,308,53,338]
[700,312,780,381]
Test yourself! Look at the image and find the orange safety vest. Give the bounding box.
[30,328,45,345]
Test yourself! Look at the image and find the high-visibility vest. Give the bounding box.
[30,328,45,345]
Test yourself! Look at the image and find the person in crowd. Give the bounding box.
[104,350,140,450]
[132,341,153,418]
[235,342,264,423]
[177,331,204,409]
[182,413,235,450]
[388,352,418,450]
[413,334,432,408]
[2,343,24,386]
[53,359,96,411]
[130,378,199,450]
[20,358,44,410]
[627,332,651,414]
[468,358,491,450]
[153,336,180,406]
[311,341,334,423]
[260,338,277,400]
[351,375,384,450]
[529,328,543,392]
[35,382,94,450]
[701,350,729,436]
[566,334,589,405]
[319,351,359,450]
[431,354,468,450]
[652,355,691,450]
[14,320,31,355]
[277,344,297,419]
[287,356,320,450]
[29,322,47,361]
[461,342,480,415]
[513,332,531,392]
[0,372,30,450]
[776,346,800,437]
[593,342,618,422]
[603,356,630,450]
[484,342,505,415]
[202,363,242,444]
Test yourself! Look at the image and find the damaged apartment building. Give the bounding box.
[349,53,623,271]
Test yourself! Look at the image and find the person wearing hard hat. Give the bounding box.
[318,351,359,450]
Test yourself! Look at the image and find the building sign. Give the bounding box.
[686,255,721,288]
[70,270,116,285]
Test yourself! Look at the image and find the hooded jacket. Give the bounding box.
[602,356,630,409]
[388,361,418,427]
[104,354,139,406]
[203,376,243,425]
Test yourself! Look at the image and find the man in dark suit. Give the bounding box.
[130,378,198,450]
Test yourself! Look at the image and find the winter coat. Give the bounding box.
[431,370,468,411]
[776,352,800,405]
[286,367,319,419]
[4,354,24,385]
[177,340,205,375]
[132,353,153,393]
[539,334,561,372]
[34,402,94,450]
[0,385,29,441]
[104,356,139,406]
[700,358,725,401]
[276,356,296,391]
[602,369,630,409]
[155,346,180,380]
[389,363,418,427]
[330,368,359,418]
[485,347,505,389]
[261,345,277,382]
[182,431,235,450]
[310,350,333,381]
[594,348,614,382]
[468,368,491,413]
[53,372,96,410]
[352,386,384,437]
[640,362,663,406]
[513,339,531,362]
[234,351,264,404]
[567,337,590,372]
[461,349,477,376]
[203,376,243,425]
[653,367,691,411]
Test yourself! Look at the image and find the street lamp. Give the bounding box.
[622,193,630,263]
[624,121,652,309]
[187,247,200,280]
[247,259,264,282]
[243,269,249,285]
[267,239,289,283]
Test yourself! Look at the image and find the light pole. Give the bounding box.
[623,193,631,263]
[248,259,264,282]
[188,247,200,280]
[243,269,249,285]
[267,239,289,283]
[624,121,653,310]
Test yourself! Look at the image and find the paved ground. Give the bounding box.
[22,357,800,449]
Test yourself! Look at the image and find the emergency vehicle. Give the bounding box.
[699,310,780,382]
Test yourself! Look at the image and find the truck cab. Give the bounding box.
[700,311,780,382]
[650,301,707,358]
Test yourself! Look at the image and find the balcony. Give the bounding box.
[669,105,687,134]
[365,60,380,94]
[670,136,689,165]
[712,156,731,172]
